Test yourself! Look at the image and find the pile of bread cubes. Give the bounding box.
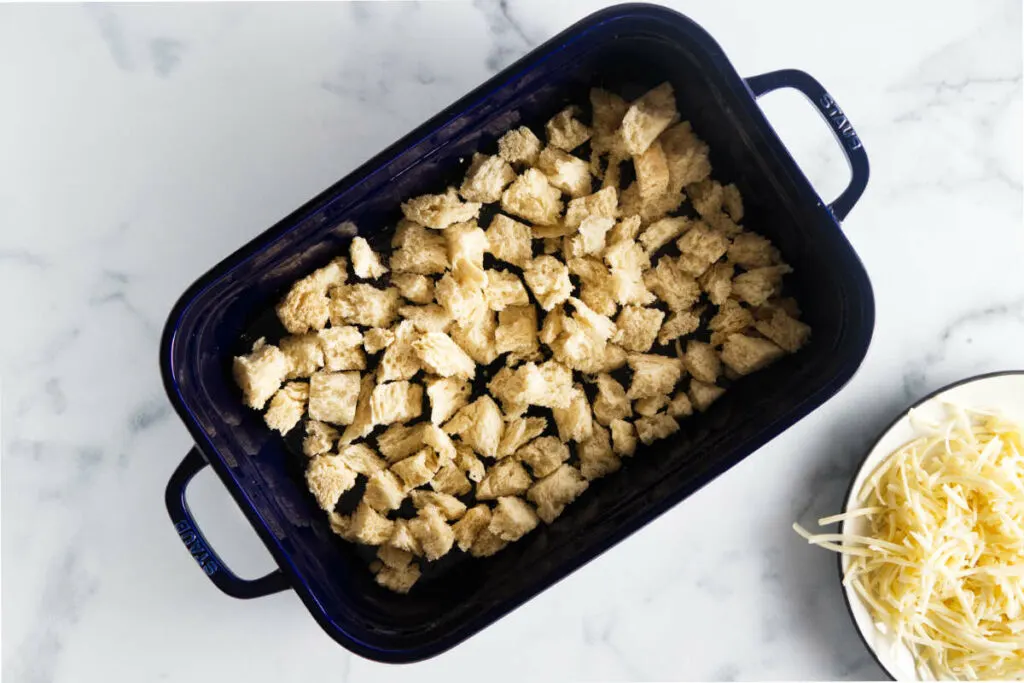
[232,82,811,594]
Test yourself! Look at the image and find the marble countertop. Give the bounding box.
[3,1,1022,681]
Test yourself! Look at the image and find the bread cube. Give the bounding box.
[450,311,498,366]
[349,236,388,279]
[387,519,423,555]
[401,187,481,230]
[634,139,671,201]
[338,443,386,476]
[728,232,780,269]
[568,297,616,342]
[698,262,734,306]
[551,384,594,443]
[485,214,532,268]
[349,501,394,545]
[409,491,466,521]
[607,215,643,246]
[516,435,570,478]
[364,469,407,512]
[369,380,423,426]
[408,505,455,561]
[327,511,356,542]
[638,216,688,255]
[485,270,530,311]
[308,371,361,424]
[303,420,338,457]
[279,333,324,379]
[391,273,434,305]
[305,454,357,511]
[446,220,489,269]
[452,505,492,551]
[720,333,786,376]
[668,392,694,419]
[497,125,543,166]
[443,396,504,459]
[378,320,421,382]
[497,416,548,459]
[376,423,439,462]
[593,373,632,426]
[754,309,811,353]
[264,381,308,434]
[609,419,637,457]
[363,327,396,354]
[460,153,516,203]
[659,122,711,190]
[501,168,563,226]
[604,237,651,273]
[685,340,721,384]
[430,461,472,496]
[390,221,449,275]
[546,106,592,151]
[275,257,347,334]
[425,376,471,425]
[434,271,487,327]
[618,179,684,225]
[590,88,630,154]
[399,303,453,334]
[375,562,421,594]
[488,360,575,413]
[626,354,684,399]
[412,331,476,380]
[489,496,539,542]
[578,423,621,480]
[709,300,754,346]
[233,340,289,410]
[469,528,509,558]
[731,265,792,307]
[634,394,668,417]
[537,146,592,197]
[476,459,532,500]
[564,186,618,229]
[643,256,701,312]
[564,216,615,260]
[495,305,539,363]
[318,325,366,372]
[620,82,678,155]
[688,379,726,412]
[527,465,589,524]
[635,413,680,445]
[721,182,744,220]
[657,308,703,346]
[523,255,573,311]
[455,441,486,483]
[676,222,729,277]
[338,374,376,444]
[613,305,665,353]
[392,447,441,488]
[329,284,400,328]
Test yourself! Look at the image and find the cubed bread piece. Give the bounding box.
[527,465,589,524]
[308,371,361,425]
[626,354,684,399]
[378,320,421,382]
[486,366,529,417]
[698,262,734,306]
[376,546,413,571]
[434,271,487,327]
[275,257,347,334]
[687,179,725,218]
[604,237,651,273]
[688,380,725,412]
[635,413,680,445]
[450,311,498,365]
[578,422,621,480]
[401,187,481,230]
[455,441,486,482]
[452,505,492,551]
[643,256,701,311]
[264,382,308,434]
[523,255,573,311]
[412,331,476,380]
[607,215,643,246]
[318,326,366,372]
[539,304,573,346]
[593,373,632,426]
[638,216,688,254]
[546,106,592,151]
[551,384,594,443]
[476,459,532,500]
[375,563,420,594]
[410,490,467,521]
[377,423,441,462]
[425,376,471,425]
[460,153,516,203]
[618,180,684,225]
[657,308,703,346]
[408,505,455,561]
[485,270,530,311]
[495,305,539,363]
[306,454,357,511]
[388,519,423,555]
[349,501,394,545]
[369,380,423,425]
[659,121,712,190]
[469,528,509,558]
[234,340,289,410]
[423,423,458,462]
[489,496,539,542]
[720,333,786,376]
[327,511,355,541]
[516,435,570,478]
[564,187,618,229]
[754,309,811,353]
[676,222,730,278]
[497,416,548,459]
[498,125,543,166]
[338,374,376,444]
[485,214,532,268]
[606,261,656,308]
[547,326,609,374]
[280,333,324,379]
[443,396,504,459]
[634,139,670,201]
[684,341,721,384]
[634,394,668,417]
[731,265,792,307]
[709,300,755,347]
[487,360,575,413]
[364,469,407,512]
[363,327,395,354]
[391,447,441,488]
[537,146,592,197]
[338,443,386,476]
[590,88,630,155]
[329,284,400,328]
[501,168,563,226]
[727,232,780,269]
[722,183,744,221]
[668,392,694,419]
[350,236,388,279]
[564,216,615,260]
[303,420,339,457]
[609,419,637,456]
[568,296,616,342]
[391,273,434,305]
[391,221,449,275]
[399,303,453,334]
[620,82,678,156]
[430,461,472,496]
[613,305,665,353]
[446,220,489,268]
[573,262,619,317]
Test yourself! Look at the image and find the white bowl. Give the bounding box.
[839,371,1024,681]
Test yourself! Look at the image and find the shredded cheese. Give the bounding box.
[794,404,1024,680]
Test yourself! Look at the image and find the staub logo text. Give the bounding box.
[174,520,219,576]
[819,93,862,151]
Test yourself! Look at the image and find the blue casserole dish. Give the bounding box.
[161,3,873,663]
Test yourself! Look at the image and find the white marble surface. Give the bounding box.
[2,1,1022,681]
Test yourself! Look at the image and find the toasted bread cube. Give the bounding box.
[430,461,472,496]
[635,413,679,445]
[688,380,725,412]
[687,179,725,218]
[604,237,651,273]
[484,214,532,268]
[608,215,643,246]
[487,366,530,417]
[618,179,684,225]
[376,545,414,572]
[409,331,475,381]
[444,396,504,459]
[364,469,407,512]
[564,186,618,229]
[477,459,532,500]
[755,309,811,353]
[489,496,539,542]
[606,264,655,309]
[348,501,394,545]
[564,216,615,259]
[659,122,711,189]
[391,273,434,305]
[523,255,573,311]
[327,511,356,541]
[446,220,489,269]
[363,327,396,354]
[369,380,423,426]
[233,340,289,410]
[668,392,694,419]
[350,236,388,279]
[731,265,792,307]
[392,447,441,488]
[338,374,376,444]
[318,326,366,372]
[401,187,481,230]
[410,491,467,521]
[399,303,453,334]
[455,441,486,482]
[485,270,530,311]
[280,333,325,379]
[537,146,592,197]
[264,381,308,434]
[303,420,338,457]
[388,519,423,555]
[576,269,619,317]
[552,384,594,443]
[698,262,734,306]
[329,284,400,328]
[375,563,420,594]
[546,106,592,151]
[657,308,703,346]
[425,376,471,425]
[676,222,730,278]
[593,374,632,426]
[308,371,361,424]
[721,183,744,221]
[620,82,678,156]
[634,394,668,417]
[626,354,684,399]
[643,256,701,312]
[501,168,563,226]
[590,88,630,153]
[612,305,665,353]
[516,435,570,478]
[685,341,721,384]
[495,305,539,363]
[306,454,357,511]
[488,360,575,413]
[408,505,455,561]
[635,142,670,203]
[391,221,449,275]
[637,216,687,255]
[460,153,516,203]
[568,296,616,342]
[450,311,498,365]
[498,125,543,166]
[709,300,755,346]
[338,443,386,476]
[434,271,487,327]
[377,321,420,382]
[720,333,786,376]
[609,419,637,457]
[376,423,427,462]
[496,416,547,460]
[578,423,621,480]
[527,465,589,524]
[452,505,492,551]
[547,326,608,374]
[728,232,780,269]
[470,528,509,558]
[275,257,347,334]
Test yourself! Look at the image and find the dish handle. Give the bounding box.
[746,69,869,222]
[165,448,290,599]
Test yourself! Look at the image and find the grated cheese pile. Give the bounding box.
[795,404,1024,680]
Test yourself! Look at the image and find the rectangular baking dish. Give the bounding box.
[161,3,874,663]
